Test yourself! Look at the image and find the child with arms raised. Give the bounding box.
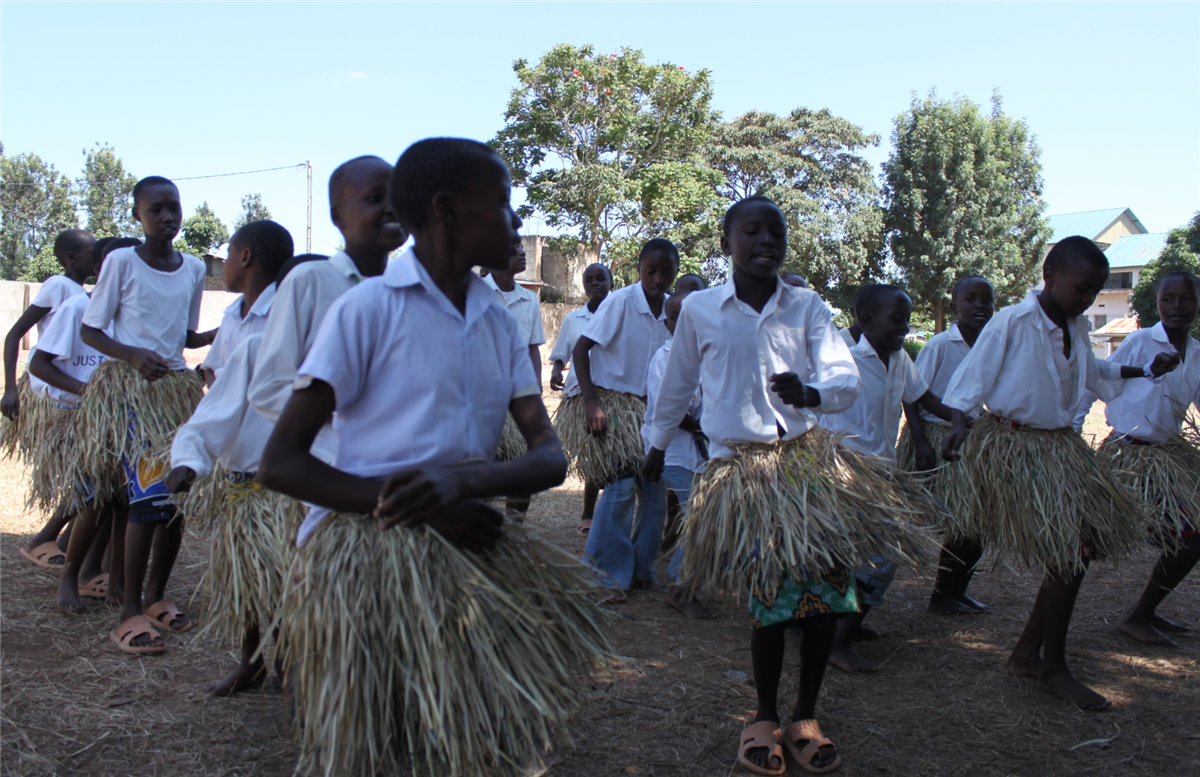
[942,236,1180,710]
[258,138,610,777]
[644,196,932,775]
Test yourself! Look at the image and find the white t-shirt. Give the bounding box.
[483,275,546,347]
[819,336,929,466]
[30,294,111,406]
[293,248,539,545]
[642,339,703,472]
[27,274,86,396]
[81,247,205,371]
[200,283,275,376]
[912,323,974,426]
[548,305,596,397]
[580,282,670,396]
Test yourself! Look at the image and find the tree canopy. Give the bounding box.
[75,143,139,240]
[0,145,78,280]
[234,193,272,231]
[1129,212,1200,337]
[176,202,229,258]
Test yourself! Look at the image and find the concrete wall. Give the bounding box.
[537,301,584,361]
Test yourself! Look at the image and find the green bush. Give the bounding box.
[901,339,923,360]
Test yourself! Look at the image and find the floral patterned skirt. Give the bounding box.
[749,563,858,627]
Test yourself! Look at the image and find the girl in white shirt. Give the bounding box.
[942,236,1181,711]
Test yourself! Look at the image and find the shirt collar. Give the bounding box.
[328,250,364,284]
[383,247,496,326]
[1026,292,1077,339]
[1150,321,1170,344]
[850,334,889,368]
[248,283,276,317]
[716,276,785,317]
[629,282,668,321]
[948,322,964,343]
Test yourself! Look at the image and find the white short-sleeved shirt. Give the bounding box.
[913,323,975,425]
[1073,323,1200,442]
[81,247,205,371]
[549,305,596,397]
[200,284,275,376]
[642,339,703,472]
[483,275,546,347]
[648,279,860,459]
[580,283,670,397]
[943,293,1125,430]
[819,337,928,466]
[248,251,362,464]
[171,333,273,477]
[26,274,86,396]
[30,294,110,406]
[293,247,539,545]
[839,327,856,348]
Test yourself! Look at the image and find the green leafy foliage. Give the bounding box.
[901,339,924,360]
[16,243,64,283]
[177,202,229,258]
[1129,212,1200,337]
[882,90,1050,331]
[233,193,272,231]
[75,143,139,239]
[0,145,78,280]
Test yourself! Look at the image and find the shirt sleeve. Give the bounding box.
[899,351,930,404]
[804,298,861,415]
[647,306,702,451]
[81,253,124,331]
[187,257,205,331]
[1086,349,1126,403]
[35,301,80,360]
[549,313,575,364]
[295,291,374,412]
[943,313,1010,415]
[581,292,624,348]
[508,313,540,398]
[249,269,319,423]
[30,276,68,311]
[528,296,547,347]
[170,337,257,478]
[200,318,232,373]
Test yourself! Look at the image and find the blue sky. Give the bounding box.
[4,1,1197,255]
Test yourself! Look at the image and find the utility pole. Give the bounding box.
[306,161,313,254]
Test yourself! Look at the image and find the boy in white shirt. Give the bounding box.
[549,262,612,536]
[257,137,609,777]
[571,239,677,598]
[942,236,1181,711]
[1073,270,1200,648]
[819,284,955,675]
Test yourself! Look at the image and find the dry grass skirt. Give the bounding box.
[896,420,977,540]
[0,373,51,462]
[680,427,939,599]
[278,513,614,777]
[496,412,528,461]
[553,389,645,485]
[1099,431,1199,549]
[956,414,1146,574]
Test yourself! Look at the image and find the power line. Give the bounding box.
[0,163,307,187]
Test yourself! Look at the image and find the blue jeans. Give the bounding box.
[855,554,897,608]
[659,466,696,584]
[583,475,667,589]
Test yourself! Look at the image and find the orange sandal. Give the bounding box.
[738,721,785,776]
[110,615,166,655]
[783,719,842,774]
[19,541,66,568]
[79,574,109,599]
[145,599,192,633]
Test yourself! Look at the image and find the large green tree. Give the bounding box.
[233,192,272,230]
[1129,212,1200,338]
[175,202,229,258]
[492,44,722,279]
[75,143,139,239]
[882,91,1050,331]
[0,145,77,280]
[705,109,884,309]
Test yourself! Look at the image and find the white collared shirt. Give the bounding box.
[819,337,928,466]
[171,333,273,477]
[483,275,546,347]
[943,292,1125,430]
[31,294,110,406]
[647,279,860,459]
[1073,323,1200,442]
[549,305,596,397]
[201,284,276,376]
[839,327,856,347]
[913,323,975,425]
[27,275,87,398]
[293,247,539,545]
[580,282,670,396]
[642,339,703,472]
[248,251,361,463]
[82,247,206,371]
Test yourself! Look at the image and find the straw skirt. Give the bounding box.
[496,412,528,462]
[278,511,613,777]
[956,414,1146,574]
[553,388,646,485]
[1098,431,1199,547]
[896,420,977,540]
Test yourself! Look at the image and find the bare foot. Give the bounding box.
[630,577,667,593]
[828,646,878,674]
[1037,665,1111,711]
[596,590,627,605]
[1118,617,1177,647]
[206,660,267,697]
[575,519,592,538]
[954,592,992,612]
[56,576,85,613]
[664,586,716,620]
[928,592,974,616]
[852,623,880,642]
[1006,649,1041,679]
[1150,613,1191,633]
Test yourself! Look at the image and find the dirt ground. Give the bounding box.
[2,406,1198,777]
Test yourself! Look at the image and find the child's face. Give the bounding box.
[223,236,249,293]
[1043,262,1108,319]
[508,238,527,275]
[1157,277,1198,332]
[638,250,677,300]
[664,294,685,336]
[722,201,787,278]
[459,156,521,272]
[62,236,97,278]
[133,183,183,242]
[582,264,612,302]
[862,292,912,354]
[953,279,994,331]
[332,160,407,255]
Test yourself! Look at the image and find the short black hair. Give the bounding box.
[722,195,779,235]
[53,229,93,259]
[855,283,909,321]
[90,237,115,267]
[666,289,692,312]
[388,138,503,232]
[780,272,807,288]
[328,155,390,210]
[1044,236,1109,275]
[277,254,328,284]
[1158,270,1200,295]
[638,238,680,268]
[99,237,142,265]
[231,220,294,282]
[583,262,613,283]
[676,272,707,290]
[131,175,176,205]
[951,275,992,300]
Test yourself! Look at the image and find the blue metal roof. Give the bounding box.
[1047,208,1147,243]
[1103,232,1169,269]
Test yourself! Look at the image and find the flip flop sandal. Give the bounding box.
[576,520,592,537]
[79,574,109,599]
[783,719,842,774]
[738,720,786,776]
[110,615,166,655]
[145,599,192,633]
[19,541,66,568]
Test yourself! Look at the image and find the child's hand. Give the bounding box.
[374,467,465,530]
[1150,352,1181,377]
[549,368,565,392]
[584,397,607,437]
[769,373,821,408]
[914,439,938,471]
[642,447,666,482]
[1,387,19,421]
[427,500,504,553]
[130,349,170,382]
[165,466,196,493]
[941,427,969,462]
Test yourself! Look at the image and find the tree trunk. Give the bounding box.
[933,296,945,334]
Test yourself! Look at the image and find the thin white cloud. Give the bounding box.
[348,71,367,79]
